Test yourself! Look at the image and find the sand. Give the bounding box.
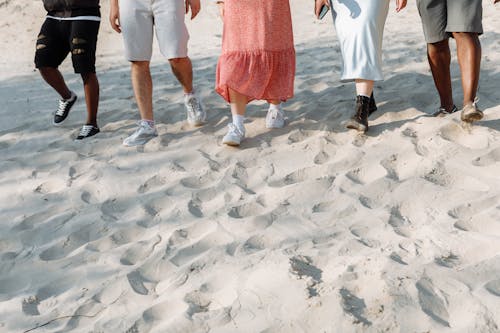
[1,1,500,332]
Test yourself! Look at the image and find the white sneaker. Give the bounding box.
[222,123,245,146]
[185,93,206,126]
[266,105,285,129]
[123,121,158,147]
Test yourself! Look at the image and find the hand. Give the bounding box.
[109,0,121,33]
[186,0,201,20]
[395,0,407,12]
[315,0,329,19]
[217,2,224,19]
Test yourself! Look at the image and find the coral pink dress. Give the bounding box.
[215,0,295,102]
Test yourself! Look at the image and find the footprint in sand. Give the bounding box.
[485,279,500,297]
[287,129,313,144]
[269,167,333,188]
[39,223,101,261]
[228,201,266,219]
[100,198,129,222]
[127,270,152,295]
[22,296,40,316]
[137,175,167,194]
[289,255,323,298]
[472,147,500,167]
[434,253,461,268]
[388,206,413,238]
[416,277,450,327]
[180,173,218,189]
[120,235,162,266]
[423,162,453,187]
[313,150,330,165]
[339,288,372,326]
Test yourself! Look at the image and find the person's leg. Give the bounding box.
[39,67,72,100]
[427,39,455,112]
[131,60,154,121]
[222,88,247,146]
[168,57,193,94]
[355,79,374,97]
[81,72,99,126]
[122,60,158,146]
[265,99,285,129]
[452,32,481,106]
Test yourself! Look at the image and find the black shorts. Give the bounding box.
[34,18,100,74]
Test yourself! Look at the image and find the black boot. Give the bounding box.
[369,92,377,116]
[346,95,370,132]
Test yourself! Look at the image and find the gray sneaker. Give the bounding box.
[185,94,206,126]
[123,121,158,147]
[461,99,483,123]
[222,123,245,146]
[266,105,285,129]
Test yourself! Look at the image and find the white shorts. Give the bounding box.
[119,0,189,61]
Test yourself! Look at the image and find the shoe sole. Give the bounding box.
[461,112,483,123]
[222,140,240,146]
[188,120,206,127]
[266,124,285,129]
[123,135,158,147]
[346,121,368,132]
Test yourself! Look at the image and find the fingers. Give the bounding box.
[396,0,407,12]
[314,0,327,18]
[186,0,201,20]
[191,0,200,19]
[109,14,121,33]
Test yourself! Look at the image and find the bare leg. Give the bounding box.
[168,57,194,94]
[229,88,248,116]
[355,79,374,96]
[131,61,153,121]
[267,99,281,105]
[427,39,455,111]
[81,72,99,126]
[453,32,481,106]
[39,67,72,100]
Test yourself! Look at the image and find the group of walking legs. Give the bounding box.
[35,0,497,146]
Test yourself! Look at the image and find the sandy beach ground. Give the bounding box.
[1,1,500,332]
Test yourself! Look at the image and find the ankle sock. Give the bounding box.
[142,119,155,128]
[269,103,282,111]
[232,114,245,132]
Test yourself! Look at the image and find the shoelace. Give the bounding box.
[186,97,201,115]
[79,125,93,137]
[56,99,72,116]
[228,123,243,136]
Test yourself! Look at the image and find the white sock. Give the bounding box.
[141,119,155,128]
[269,103,282,111]
[358,94,370,98]
[232,114,245,132]
[185,90,195,99]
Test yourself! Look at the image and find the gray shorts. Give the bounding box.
[417,0,483,44]
[119,0,189,61]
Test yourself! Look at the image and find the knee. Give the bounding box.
[131,60,150,70]
[81,72,97,84]
[428,40,449,57]
[168,57,188,66]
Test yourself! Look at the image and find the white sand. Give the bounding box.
[1,1,500,332]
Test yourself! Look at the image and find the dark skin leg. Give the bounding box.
[39,67,72,100]
[38,67,99,126]
[452,32,481,107]
[427,39,455,112]
[81,72,99,127]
